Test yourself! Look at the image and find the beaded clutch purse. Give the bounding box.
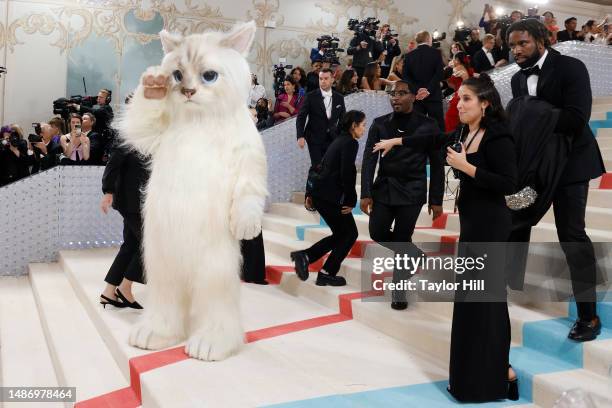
[505,186,538,210]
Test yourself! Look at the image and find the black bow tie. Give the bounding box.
[521,65,541,78]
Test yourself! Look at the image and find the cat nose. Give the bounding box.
[181,88,196,98]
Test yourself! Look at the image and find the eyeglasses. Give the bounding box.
[386,90,411,97]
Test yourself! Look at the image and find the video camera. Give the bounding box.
[432,30,447,49]
[272,63,293,97]
[316,34,344,65]
[52,95,96,119]
[348,17,380,42]
[453,27,472,42]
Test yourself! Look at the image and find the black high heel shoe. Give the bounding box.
[115,288,143,310]
[100,294,126,309]
[508,365,519,401]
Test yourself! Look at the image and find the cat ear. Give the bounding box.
[159,30,182,54]
[221,20,256,56]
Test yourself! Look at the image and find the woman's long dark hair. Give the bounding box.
[363,62,379,89]
[453,51,472,71]
[290,66,307,89]
[337,69,356,94]
[339,110,366,134]
[461,73,505,128]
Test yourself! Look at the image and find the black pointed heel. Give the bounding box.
[115,288,143,310]
[100,294,126,309]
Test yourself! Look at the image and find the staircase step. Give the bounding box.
[542,205,612,230]
[28,262,128,402]
[583,338,612,378]
[587,188,612,207]
[532,369,612,408]
[0,276,63,408]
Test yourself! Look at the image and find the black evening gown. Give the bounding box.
[447,123,518,402]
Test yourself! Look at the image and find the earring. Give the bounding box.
[482,107,486,117]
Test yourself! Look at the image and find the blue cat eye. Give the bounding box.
[172,70,183,82]
[201,70,218,84]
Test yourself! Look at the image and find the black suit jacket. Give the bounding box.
[472,49,495,73]
[102,145,150,214]
[557,30,583,42]
[402,44,444,102]
[360,111,444,206]
[312,133,359,207]
[296,89,346,145]
[510,51,605,184]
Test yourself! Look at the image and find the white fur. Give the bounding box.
[117,21,267,361]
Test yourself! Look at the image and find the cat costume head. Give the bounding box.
[158,21,256,115]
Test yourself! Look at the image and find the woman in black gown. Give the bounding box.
[373,74,519,402]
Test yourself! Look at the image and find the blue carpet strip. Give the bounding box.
[266,294,612,407]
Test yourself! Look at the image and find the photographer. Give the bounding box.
[378,25,401,79]
[255,97,274,131]
[0,125,30,186]
[59,113,90,165]
[347,19,383,80]
[305,61,322,93]
[466,29,483,57]
[70,88,113,135]
[31,122,62,172]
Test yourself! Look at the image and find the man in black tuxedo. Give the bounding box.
[507,19,606,341]
[557,17,584,42]
[402,31,444,131]
[296,68,346,165]
[465,29,483,57]
[360,81,444,310]
[472,34,499,73]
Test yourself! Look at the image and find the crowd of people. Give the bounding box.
[287,16,605,404]
[0,88,115,187]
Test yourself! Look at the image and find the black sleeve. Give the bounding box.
[427,50,444,94]
[424,124,446,206]
[402,54,413,84]
[391,42,401,57]
[340,140,359,207]
[401,127,449,150]
[360,121,381,199]
[101,145,127,194]
[296,94,310,139]
[347,37,360,56]
[554,57,592,138]
[473,136,517,195]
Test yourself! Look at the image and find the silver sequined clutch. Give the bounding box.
[505,186,538,210]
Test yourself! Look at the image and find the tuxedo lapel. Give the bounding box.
[536,52,554,97]
[315,89,328,119]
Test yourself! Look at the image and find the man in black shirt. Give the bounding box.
[557,17,584,42]
[360,81,444,310]
[71,88,114,135]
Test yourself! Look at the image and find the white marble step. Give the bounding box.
[596,136,612,149]
[28,263,127,402]
[533,369,612,408]
[591,111,610,120]
[598,128,612,138]
[583,338,612,379]
[587,189,612,208]
[592,97,612,105]
[0,276,63,408]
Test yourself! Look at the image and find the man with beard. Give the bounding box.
[507,19,606,341]
[360,80,444,310]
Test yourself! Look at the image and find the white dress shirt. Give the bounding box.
[248,84,266,108]
[483,47,495,67]
[527,49,549,96]
[321,88,332,119]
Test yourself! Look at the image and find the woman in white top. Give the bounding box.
[248,73,266,108]
[60,113,90,164]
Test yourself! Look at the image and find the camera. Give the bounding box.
[348,17,380,42]
[453,27,472,42]
[52,95,96,119]
[316,35,344,65]
[272,63,293,97]
[432,30,447,49]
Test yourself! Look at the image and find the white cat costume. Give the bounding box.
[116,21,267,361]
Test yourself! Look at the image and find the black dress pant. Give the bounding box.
[510,182,597,320]
[307,142,330,166]
[105,211,145,286]
[414,100,445,131]
[305,198,358,275]
[241,232,266,283]
[369,201,423,300]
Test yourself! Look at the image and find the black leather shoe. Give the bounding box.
[315,272,346,286]
[391,301,408,310]
[568,317,601,341]
[290,251,310,281]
